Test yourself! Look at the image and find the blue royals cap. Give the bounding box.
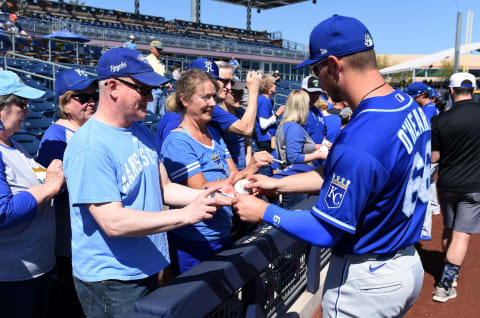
[96,47,168,86]
[406,82,429,98]
[0,70,44,99]
[296,15,374,69]
[55,69,97,99]
[427,86,439,99]
[188,58,221,79]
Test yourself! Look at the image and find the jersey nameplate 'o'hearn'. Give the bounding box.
[397,105,431,154]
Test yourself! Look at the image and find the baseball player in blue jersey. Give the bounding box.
[233,15,430,317]
[407,82,441,240]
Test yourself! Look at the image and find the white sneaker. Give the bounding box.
[433,285,457,302]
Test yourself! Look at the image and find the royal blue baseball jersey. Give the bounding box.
[311,90,431,255]
[422,101,440,122]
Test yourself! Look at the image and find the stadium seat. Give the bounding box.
[12,132,40,157]
[22,116,54,137]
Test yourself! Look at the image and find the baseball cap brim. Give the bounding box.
[14,85,45,99]
[131,71,169,87]
[305,87,324,93]
[295,58,322,70]
[69,78,98,92]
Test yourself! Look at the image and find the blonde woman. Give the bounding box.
[275,90,328,170]
[274,90,328,208]
[160,69,272,274]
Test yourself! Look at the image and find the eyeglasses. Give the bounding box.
[219,78,235,87]
[310,60,327,78]
[16,100,29,112]
[71,92,99,104]
[115,78,153,97]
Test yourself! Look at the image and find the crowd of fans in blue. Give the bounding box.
[0,10,478,318]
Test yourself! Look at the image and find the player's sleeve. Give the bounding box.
[283,122,306,164]
[263,204,344,247]
[311,144,389,234]
[161,134,203,183]
[212,105,238,132]
[64,149,122,205]
[430,116,440,152]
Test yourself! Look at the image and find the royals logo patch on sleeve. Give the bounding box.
[324,173,351,209]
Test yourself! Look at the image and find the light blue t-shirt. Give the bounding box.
[63,118,169,282]
[160,127,233,241]
[123,41,137,50]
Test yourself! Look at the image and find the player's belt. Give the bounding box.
[331,245,414,262]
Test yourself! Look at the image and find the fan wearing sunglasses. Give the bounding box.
[36,68,97,317]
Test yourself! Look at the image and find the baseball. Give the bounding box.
[320,145,328,152]
[234,179,251,195]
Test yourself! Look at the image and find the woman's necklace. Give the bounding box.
[360,81,387,103]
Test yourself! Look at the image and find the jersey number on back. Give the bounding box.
[402,140,431,217]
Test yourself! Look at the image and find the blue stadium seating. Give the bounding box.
[12,132,40,157]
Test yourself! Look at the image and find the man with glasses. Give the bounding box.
[233,15,429,317]
[62,48,225,318]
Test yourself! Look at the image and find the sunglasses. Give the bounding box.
[219,78,235,87]
[16,100,29,112]
[115,78,153,97]
[71,92,99,104]
[310,60,327,78]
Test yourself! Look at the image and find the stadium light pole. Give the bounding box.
[246,0,253,31]
[453,12,462,73]
[191,0,200,23]
[135,0,140,15]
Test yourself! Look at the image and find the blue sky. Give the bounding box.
[78,0,479,55]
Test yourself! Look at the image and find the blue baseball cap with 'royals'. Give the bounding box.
[296,14,374,69]
[188,58,221,79]
[406,82,430,98]
[96,48,168,86]
[55,68,97,99]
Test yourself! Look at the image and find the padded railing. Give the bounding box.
[122,225,330,318]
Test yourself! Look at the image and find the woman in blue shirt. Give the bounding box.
[161,69,273,274]
[254,75,284,153]
[0,70,65,318]
[36,69,96,317]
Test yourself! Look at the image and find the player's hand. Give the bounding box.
[183,186,218,224]
[246,71,260,92]
[245,174,278,196]
[45,159,65,195]
[232,193,268,223]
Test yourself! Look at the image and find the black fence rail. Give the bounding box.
[122,225,331,318]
